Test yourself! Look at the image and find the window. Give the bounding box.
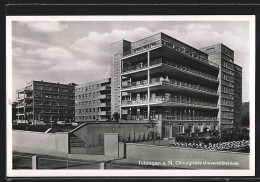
[82,87,84,92]
[89,85,92,90]
[86,94,88,98]
[93,85,96,90]
[198,123,203,132]
[86,109,88,113]
[188,124,194,133]
[206,47,215,54]
[93,108,95,112]
[82,94,85,98]
[89,93,92,97]
[93,92,95,97]
[85,86,88,91]
[178,124,184,133]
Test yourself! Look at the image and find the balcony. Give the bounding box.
[16,112,25,115]
[97,94,111,100]
[98,102,111,107]
[98,111,111,115]
[122,99,148,106]
[150,77,218,96]
[150,58,218,82]
[161,114,218,121]
[122,80,148,89]
[150,96,217,109]
[16,87,33,94]
[98,85,111,91]
[122,39,219,69]
[122,63,148,73]
[125,114,217,122]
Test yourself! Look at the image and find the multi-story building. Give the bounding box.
[110,32,242,138]
[75,78,111,122]
[16,80,76,123]
[200,44,242,132]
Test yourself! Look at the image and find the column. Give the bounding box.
[23,91,25,121]
[147,51,150,119]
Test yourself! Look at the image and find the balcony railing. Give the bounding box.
[97,94,111,99]
[122,39,219,69]
[98,85,111,91]
[150,58,218,81]
[122,99,148,105]
[150,96,217,108]
[98,111,111,115]
[17,103,33,107]
[125,114,217,121]
[98,102,111,107]
[161,114,217,121]
[150,77,217,95]
[122,80,148,88]
[122,63,148,73]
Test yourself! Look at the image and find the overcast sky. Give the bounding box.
[12,21,250,102]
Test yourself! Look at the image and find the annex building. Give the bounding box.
[75,78,111,122]
[16,80,76,123]
[110,32,242,138]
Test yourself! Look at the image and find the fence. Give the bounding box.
[13,154,100,169]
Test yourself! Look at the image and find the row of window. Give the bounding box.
[35,86,74,93]
[76,108,110,113]
[36,109,74,114]
[178,123,218,133]
[75,84,110,92]
[34,102,74,107]
[35,94,74,100]
[76,100,110,107]
[76,92,104,99]
[206,47,215,54]
[76,115,97,120]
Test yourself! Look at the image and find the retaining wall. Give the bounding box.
[13,130,69,157]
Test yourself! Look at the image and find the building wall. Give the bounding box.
[75,78,111,122]
[16,81,76,122]
[200,44,241,131]
[110,40,131,115]
[13,130,69,157]
[124,143,249,169]
[234,65,243,131]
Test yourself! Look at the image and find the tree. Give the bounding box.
[113,112,120,122]
[146,119,158,145]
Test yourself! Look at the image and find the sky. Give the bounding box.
[12,20,250,102]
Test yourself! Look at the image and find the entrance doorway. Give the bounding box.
[164,124,172,138]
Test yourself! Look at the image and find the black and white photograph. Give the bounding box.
[6,15,255,177]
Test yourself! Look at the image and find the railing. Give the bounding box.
[16,112,24,115]
[122,63,148,73]
[97,111,111,115]
[122,39,219,69]
[98,103,111,107]
[150,96,217,108]
[98,85,111,91]
[122,99,148,105]
[161,114,217,121]
[122,80,148,88]
[126,114,217,121]
[150,58,218,81]
[150,77,217,95]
